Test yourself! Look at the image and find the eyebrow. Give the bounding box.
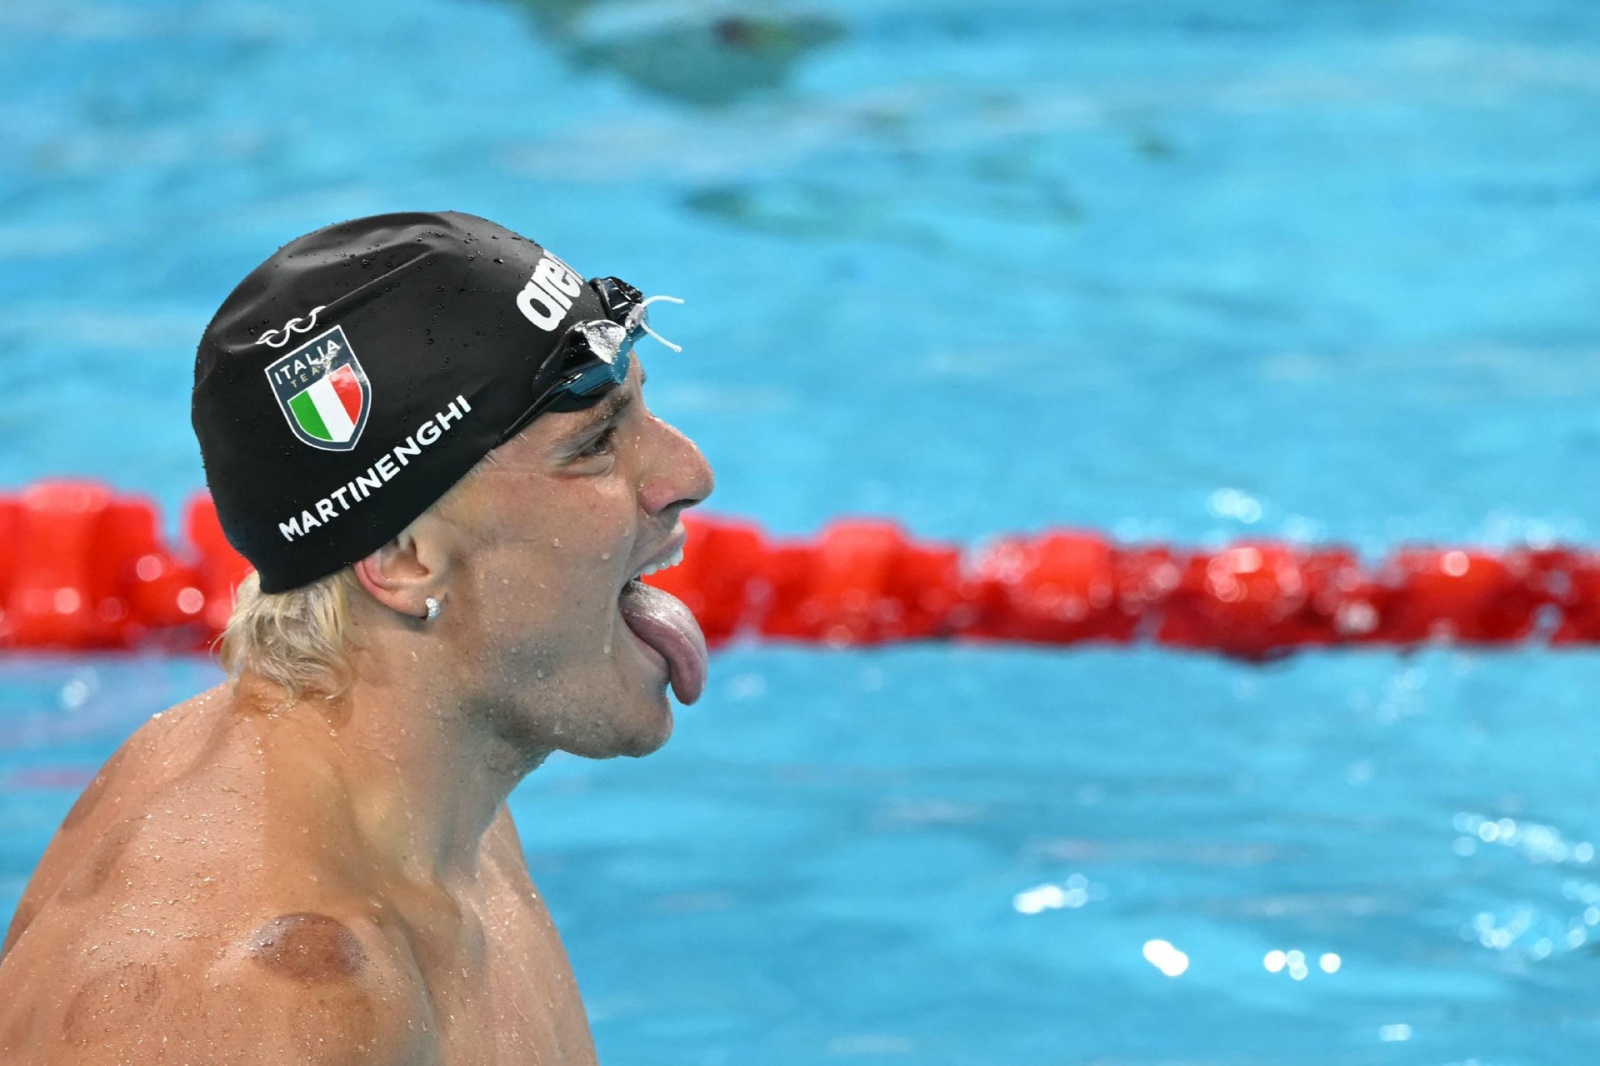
[558,388,634,445]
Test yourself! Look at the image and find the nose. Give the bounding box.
[638,413,715,518]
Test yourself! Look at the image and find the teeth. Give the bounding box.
[635,545,685,580]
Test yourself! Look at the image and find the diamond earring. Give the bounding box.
[424,597,441,622]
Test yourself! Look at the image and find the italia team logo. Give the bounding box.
[264,325,371,451]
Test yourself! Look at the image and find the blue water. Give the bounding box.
[5,0,1600,1062]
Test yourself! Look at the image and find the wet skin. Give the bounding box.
[0,358,715,1064]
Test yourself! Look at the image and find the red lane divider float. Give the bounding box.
[0,482,251,651]
[0,480,1596,658]
[616,516,1594,657]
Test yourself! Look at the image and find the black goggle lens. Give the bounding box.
[497,277,658,444]
[593,276,645,323]
[557,321,633,397]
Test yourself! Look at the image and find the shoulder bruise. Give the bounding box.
[57,814,144,904]
[62,962,163,1047]
[249,912,369,984]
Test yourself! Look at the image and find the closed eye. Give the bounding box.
[559,372,644,464]
[573,423,619,460]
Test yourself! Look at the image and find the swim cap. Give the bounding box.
[193,211,613,592]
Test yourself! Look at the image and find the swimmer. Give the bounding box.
[0,212,715,1063]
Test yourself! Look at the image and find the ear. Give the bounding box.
[352,513,456,621]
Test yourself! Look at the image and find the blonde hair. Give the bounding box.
[216,461,488,698]
[218,567,361,699]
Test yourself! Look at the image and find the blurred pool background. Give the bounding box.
[6,0,1600,1062]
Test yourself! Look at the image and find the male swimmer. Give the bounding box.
[0,211,715,1063]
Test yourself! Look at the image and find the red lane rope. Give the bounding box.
[0,480,1593,657]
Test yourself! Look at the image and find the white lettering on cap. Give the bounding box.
[275,394,475,543]
[517,282,563,329]
[515,253,581,331]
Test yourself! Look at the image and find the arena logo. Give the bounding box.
[515,253,583,330]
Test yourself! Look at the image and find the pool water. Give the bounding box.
[6,0,1600,1062]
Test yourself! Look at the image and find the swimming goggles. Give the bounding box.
[499,276,682,443]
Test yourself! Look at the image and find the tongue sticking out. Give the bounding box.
[618,580,709,705]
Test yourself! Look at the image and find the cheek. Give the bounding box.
[468,483,638,637]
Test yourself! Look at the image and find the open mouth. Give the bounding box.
[618,540,708,704]
[635,543,685,579]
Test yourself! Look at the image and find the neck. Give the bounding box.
[238,627,548,886]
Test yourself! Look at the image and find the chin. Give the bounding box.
[562,685,675,761]
[614,694,674,758]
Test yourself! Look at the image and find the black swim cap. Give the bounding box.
[193,211,613,593]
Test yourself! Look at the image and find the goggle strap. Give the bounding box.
[630,294,685,353]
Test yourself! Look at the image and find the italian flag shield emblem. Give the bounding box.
[264,325,372,451]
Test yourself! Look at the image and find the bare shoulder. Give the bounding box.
[0,684,433,1063]
[0,891,433,1065]
[1,683,230,957]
